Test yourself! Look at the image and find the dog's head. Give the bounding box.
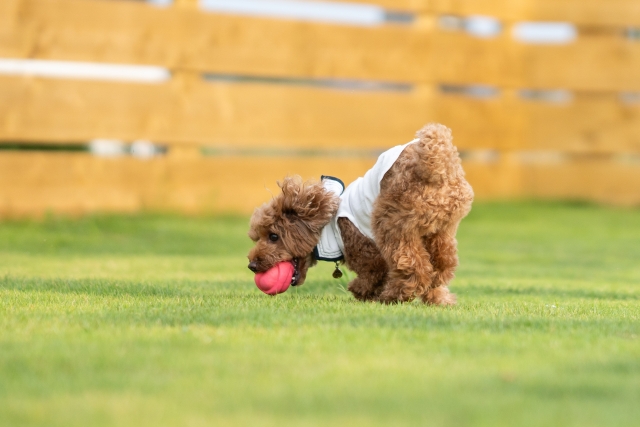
[247,176,340,286]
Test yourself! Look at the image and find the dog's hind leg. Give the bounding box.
[338,217,387,301]
[418,223,460,305]
[427,232,458,286]
[374,228,436,304]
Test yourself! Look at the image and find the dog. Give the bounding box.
[247,124,473,305]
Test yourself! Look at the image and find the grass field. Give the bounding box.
[1,202,639,427]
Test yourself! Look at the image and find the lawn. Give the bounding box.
[0,202,639,427]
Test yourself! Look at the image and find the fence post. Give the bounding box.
[171,0,205,155]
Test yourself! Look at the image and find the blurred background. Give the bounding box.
[1,0,639,217]
[2,3,640,426]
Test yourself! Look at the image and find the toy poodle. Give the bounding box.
[247,123,474,305]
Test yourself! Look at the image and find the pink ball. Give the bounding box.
[254,261,294,295]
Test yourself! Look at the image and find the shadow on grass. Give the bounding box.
[462,285,639,301]
[517,359,640,400]
[2,276,638,337]
[0,275,209,298]
[7,276,637,302]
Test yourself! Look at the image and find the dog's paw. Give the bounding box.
[423,286,457,306]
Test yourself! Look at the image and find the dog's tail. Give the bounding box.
[412,123,465,185]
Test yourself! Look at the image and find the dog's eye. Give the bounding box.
[268,233,279,242]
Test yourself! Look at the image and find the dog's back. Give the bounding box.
[378,123,473,229]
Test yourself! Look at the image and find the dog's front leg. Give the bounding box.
[337,218,387,302]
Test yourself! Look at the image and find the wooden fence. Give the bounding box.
[0,0,639,217]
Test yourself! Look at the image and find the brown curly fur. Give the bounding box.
[247,124,473,305]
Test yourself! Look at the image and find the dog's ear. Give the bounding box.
[278,175,340,234]
[271,176,340,256]
[278,176,305,220]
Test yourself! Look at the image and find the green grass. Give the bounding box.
[0,202,639,427]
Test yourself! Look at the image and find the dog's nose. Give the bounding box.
[248,261,258,273]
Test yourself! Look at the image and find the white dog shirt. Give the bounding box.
[314,139,419,261]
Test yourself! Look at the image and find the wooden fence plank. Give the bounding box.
[436,91,640,153]
[433,91,522,151]
[0,151,524,217]
[431,0,640,27]
[514,34,640,92]
[0,75,435,150]
[0,0,431,83]
[1,151,637,217]
[3,75,640,153]
[3,0,640,90]
[432,30,512,90]
[522,158,640,206]
[434,30,640,91]
[521,94,640,153]
[461,153,524,200]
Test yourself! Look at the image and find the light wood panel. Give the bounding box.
[462,153,524,199]
[513,33,640,92]
[431,0,640,27]
[436,91,640,153]
[0,151,525,218]
[0,0,431,83]
[521,94,640,153]
[3,0,640,89]
[0,152,395,217]
[522,156,640,206]
[0,75,434,149]
[1,151,637,218]
[3,75,640,153]
[433,30,640,91]
[433,91,521,151]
